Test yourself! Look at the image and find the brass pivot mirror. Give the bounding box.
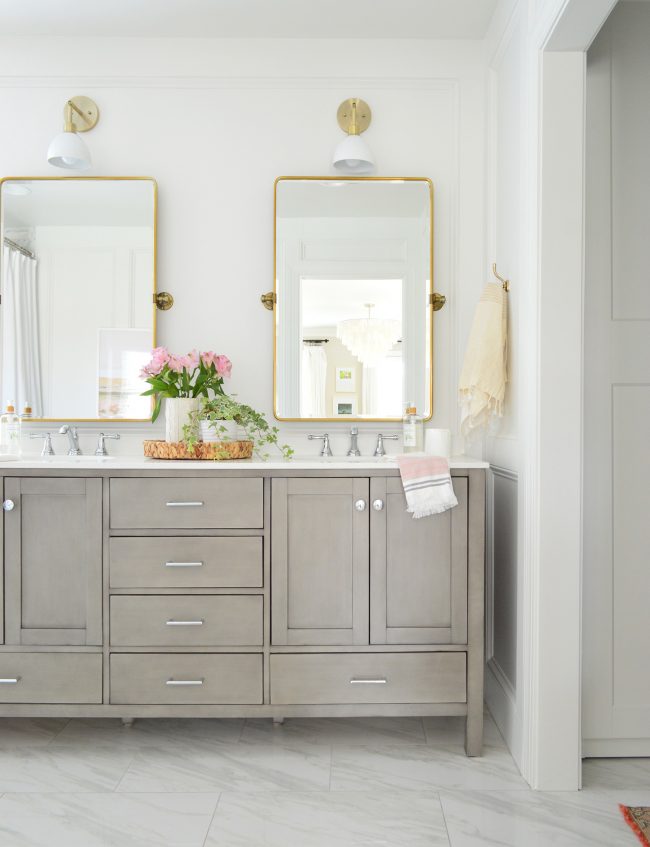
[0,176,158,421]
[272,176,438,422]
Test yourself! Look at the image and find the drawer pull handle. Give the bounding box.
[166,620,204,626]
[350,678,387,685]
[166,679,204,686]
[165,561,204,568]
[165,501,204,507]
[0,678,20,684]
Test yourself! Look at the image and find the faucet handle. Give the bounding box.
[95,432,120,457]
[307,433,333,457]
[30,431,55,456]
[374,433,399,457]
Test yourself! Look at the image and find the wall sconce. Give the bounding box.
[332,98,375,175]
[47,96,99,171]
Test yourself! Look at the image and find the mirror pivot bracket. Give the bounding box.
[261,291,277,310]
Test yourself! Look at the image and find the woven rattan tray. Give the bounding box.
[143,439,253,460]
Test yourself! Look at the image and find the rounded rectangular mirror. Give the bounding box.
[0,177,157,421]
[274,177,433,422]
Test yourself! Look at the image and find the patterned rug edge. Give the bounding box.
[620,805,650,847]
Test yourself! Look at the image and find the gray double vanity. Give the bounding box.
[0,458,486,755]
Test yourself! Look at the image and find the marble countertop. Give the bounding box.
[0,455,489,470]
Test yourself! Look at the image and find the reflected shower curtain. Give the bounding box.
[2,245,43,416]
[300,345,327,418]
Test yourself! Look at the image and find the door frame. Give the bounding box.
[517,0,618,790]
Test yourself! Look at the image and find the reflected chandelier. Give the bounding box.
[337,304,400,367]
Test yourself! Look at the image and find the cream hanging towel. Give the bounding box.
[458,281,508,437]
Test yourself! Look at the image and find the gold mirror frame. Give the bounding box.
[0,175,158,423]
[273,176,434,423]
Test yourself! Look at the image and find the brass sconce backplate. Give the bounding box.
[154,291,174,311]
[336,98,371,134]
[66,96,100,132]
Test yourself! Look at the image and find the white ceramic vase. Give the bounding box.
[199,419,238,443]
[165,397,199,443]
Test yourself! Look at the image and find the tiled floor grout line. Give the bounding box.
[201,792,223,847]
[47,718,73,745]
[111,748,142,794]
[438,791,454,847]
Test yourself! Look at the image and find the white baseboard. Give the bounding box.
[485,658,525,777]
[583,738,650,758]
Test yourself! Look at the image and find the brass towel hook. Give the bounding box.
[492,263,510,292]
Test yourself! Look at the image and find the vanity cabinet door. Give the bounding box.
[370,476,468,645]
[4,478,103,646]
[271,478,369,645]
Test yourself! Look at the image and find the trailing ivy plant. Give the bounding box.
[183,395,293,461]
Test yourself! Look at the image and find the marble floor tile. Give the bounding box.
[440,788,650,847]
[0,717,69,748]
[0,792,219,847]
[52,717,245,752]
[330,742,527,792]
[205,790,450,847]
[241,716,427,748]
[0,744,136,793]
[117,741,332,793]
[583,757,650,789]
[423,715,506,750]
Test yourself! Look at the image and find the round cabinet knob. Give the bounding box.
[354,499,367,512]
[3,499,15,512]
[372,499,384,511]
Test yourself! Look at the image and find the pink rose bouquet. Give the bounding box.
[140,347,232,422]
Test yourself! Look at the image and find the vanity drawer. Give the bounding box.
[110,595,264,646]
[109,478,263,529]
[0,653,102,703]
[110,537,263,588]
[110,653,263,704]
[270,652,466,705]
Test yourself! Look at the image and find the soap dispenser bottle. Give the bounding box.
[0,403,22,457]
[402,403,423,453]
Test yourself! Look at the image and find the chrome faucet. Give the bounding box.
[95,432,120,457]
[30,432,55,456]
[347,426,361,457]
[308,433,332,457]
[59,425,81,456]
[374,433,399,457]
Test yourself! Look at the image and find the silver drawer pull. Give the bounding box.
[166,679,204,686]
[350,678,387,685]
[165,501,204,507]
[0,678,20,684]
[165,561,204,568]
[166,620,204,626]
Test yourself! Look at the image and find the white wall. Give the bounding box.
[0,35,487,457]
[483,0,526,771]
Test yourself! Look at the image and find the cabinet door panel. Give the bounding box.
[272,478,369,645]
[4,477,103,645]
[370,476,468,645]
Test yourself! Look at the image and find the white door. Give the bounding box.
[583,5,650,756]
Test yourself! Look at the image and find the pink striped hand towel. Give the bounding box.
[396,454,458,519]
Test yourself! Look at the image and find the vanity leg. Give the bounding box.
[273,716,285,726]
[121,717,135,729]
[465,710,483,757]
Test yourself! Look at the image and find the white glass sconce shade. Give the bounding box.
[47,131,92,170]
[332,134,375,175]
